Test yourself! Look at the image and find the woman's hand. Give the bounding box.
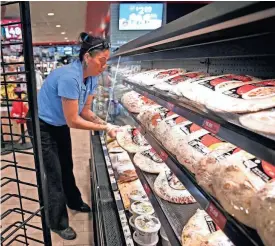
[106,123,121,138]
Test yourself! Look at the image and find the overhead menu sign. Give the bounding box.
[119,3,163,31]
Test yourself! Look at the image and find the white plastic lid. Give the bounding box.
[131,201,154,216]
[133,231,159,246]
[129,215,135,229]
[135,215,161,233]
[129,190,148,202]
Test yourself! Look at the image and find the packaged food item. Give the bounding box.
[127,69,164,84]
[195,143,237,196]
[131,201,154,220]
[118,179,144,210]
[252,179,275,246]
[121,91,156,113]
[134,215,161,244]
[212,150,267,228]
[154,170,196,204]
[129,189,149,205]
[133,231,159,246]
[109,151,131,168]
[116,125,151,153]
[239,109,275,135]
[181,209,218,246]
[117,164,138,184]
[133,148,168,174]
[190,230,235,246]
[140,68,187,86]
[153,71,209,93]
[153,115,198,154]
[148,108,176,132]
[205,79,275,113]
[177,74,258,110]
[176,129,227,173]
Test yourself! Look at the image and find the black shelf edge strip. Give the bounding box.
[120,102,264,246]
[122,79,275,166]
[134,167,182,246]
[1,21,21,27]
[1,42,23,46]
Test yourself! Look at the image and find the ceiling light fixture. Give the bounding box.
[56,25,61,28]
[66,40,70,42]
[64,37,68,40]
[47,13,54,16]
[61,32,66,35]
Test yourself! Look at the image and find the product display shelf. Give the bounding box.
[91,133,135,246]
[121,79,275,166]
[133,164,200,246]
[119,102,265,246]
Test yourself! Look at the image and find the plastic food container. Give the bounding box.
[160,227,171,246]
[133,231,159,246]
[129,189,148,205]
[131,201,154,220]
[134,215,161,244]
[129,215,135,230]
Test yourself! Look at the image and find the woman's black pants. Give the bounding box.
[27,118,83,230]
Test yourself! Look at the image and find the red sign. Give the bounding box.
[1,19,22,41]
[202,119,220,134]
[159,150,168,162]
[206,202,226,229]
[143,92,149,98]
[166,102,174,111]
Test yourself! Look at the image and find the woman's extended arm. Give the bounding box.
[80,95,107,125]
[62,97,108,131]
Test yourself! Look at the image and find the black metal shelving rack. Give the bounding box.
[1,2,51,245]
[103,2,275,246]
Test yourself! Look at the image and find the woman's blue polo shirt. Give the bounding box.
[38,60,98,126]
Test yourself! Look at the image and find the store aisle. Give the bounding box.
[1,129,93,246]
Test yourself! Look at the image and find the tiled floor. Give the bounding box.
[1,129,93,246]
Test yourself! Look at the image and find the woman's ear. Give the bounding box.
[83,53,89,69]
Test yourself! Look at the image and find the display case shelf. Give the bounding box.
[133,166,199,246]
[90,134,134,246]
[119,102,265,246]
[121,79,275,166]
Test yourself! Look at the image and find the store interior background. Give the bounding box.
[1,1,208,77]
[1,2,208,246]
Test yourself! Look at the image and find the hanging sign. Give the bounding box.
[1,19,22,41]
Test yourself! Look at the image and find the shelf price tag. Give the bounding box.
[206,202,226,230]
[166,102,174,111]
[143,184,151,196]
[203,119,220,134]
[108,168,114,175]
[114,191,121,201]
[110,176,116,184]
[143,91,149,98]
[159,150,168,162]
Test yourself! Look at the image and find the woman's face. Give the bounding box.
[84,49,110,76]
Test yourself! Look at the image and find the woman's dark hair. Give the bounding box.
[78,32,107,62]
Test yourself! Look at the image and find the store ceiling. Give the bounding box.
[3,2,88,43]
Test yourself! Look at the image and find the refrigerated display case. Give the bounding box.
[90,2,275,246]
